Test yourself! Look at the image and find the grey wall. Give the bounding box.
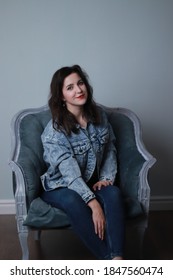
[0,0,173,200]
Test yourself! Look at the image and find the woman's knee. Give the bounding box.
[97,185,123,204]
[102,185,121,196]
[111,185,122,197]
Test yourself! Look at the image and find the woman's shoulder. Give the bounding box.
[41,119,66,143]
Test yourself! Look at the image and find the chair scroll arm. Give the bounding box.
[119,108,156,214]
[138,158,156,214]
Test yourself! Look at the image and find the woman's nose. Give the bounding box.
[75,85,82,92]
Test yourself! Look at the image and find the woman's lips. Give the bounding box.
[76,94,85,99]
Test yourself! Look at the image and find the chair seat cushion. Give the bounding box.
[23,197,70,228]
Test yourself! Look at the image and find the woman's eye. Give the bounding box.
[67,85,73,90]
[78,80,84,85]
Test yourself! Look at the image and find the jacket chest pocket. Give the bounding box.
[72,142,91,168]
[73,142,90,155]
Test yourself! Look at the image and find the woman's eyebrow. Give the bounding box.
[66,83,73,88]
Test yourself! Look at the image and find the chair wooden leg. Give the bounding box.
[18,232,29,260]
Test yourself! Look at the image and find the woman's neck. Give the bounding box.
[76,112,87,128]
[67,106,87,128]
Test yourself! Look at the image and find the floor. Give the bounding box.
[0,211,173,260]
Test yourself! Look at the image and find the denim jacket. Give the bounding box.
[41,106,117,203]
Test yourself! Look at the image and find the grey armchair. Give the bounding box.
[9,104,156,259]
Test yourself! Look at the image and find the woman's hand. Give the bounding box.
[92,180,113,191]
[87,199,105,240]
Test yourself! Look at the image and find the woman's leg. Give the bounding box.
[41,188,110,259]
[94,185,125,259]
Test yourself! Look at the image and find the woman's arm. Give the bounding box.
[41,131,95,203]
[99,122,117,183]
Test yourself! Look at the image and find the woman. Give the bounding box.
[41,65,125,260]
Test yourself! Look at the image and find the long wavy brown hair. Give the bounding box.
[48,65,101,135]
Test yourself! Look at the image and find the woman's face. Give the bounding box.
[62,72,88,113]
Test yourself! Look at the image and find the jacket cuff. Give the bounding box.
[68,177,96,203]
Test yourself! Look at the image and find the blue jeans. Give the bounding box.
[41,185,125,260]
